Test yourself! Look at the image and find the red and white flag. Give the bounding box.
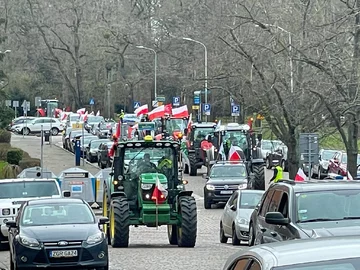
[77,108,86,115]
[172,105,189,118]
[148,105,165,120]
[151,176,168,204]
[228,145,241,162]
[134,104,148,117]
[295,168,306,182]
[83,111,89,121]
[164,104,172,115]
[96,110,100,116]
[186,113,193,133]
[61,112,68,121]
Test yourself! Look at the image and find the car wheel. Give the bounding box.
[232,225,240,246]
[248,223,255,246]
[318,167,322,179]
[204,197,211,209]
[21,127,30,135]
[51,127,59,136]
[219,223,228,243]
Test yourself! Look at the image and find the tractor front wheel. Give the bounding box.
[177,196,197,247]
[167,225,178,245]
[110,198,130,248]
[253,165,265,190]
[189,154,197,176]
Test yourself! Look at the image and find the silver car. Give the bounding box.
[220,190,264,245]
[311,149,338,179]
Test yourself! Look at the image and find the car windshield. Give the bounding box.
[296,190,360,223]
[322,150,337,160]
[210,165,246,178]
[240,192,264,209]
[90,140,108,149]
[223,131,248,148]
[274,257,360,270]
[70,132,83,139]
[0,181,59,199]
[194,127,214,141]
[165,119,186,133]
[21,203,95,226]
[82,136,98,145]
[261,141,273,150]
[99,123,111,129]
[87,116,104,123]
[70,115,80,121]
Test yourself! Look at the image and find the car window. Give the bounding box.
[233,258,251,270]
[227,192,238,206]
[248,260,261,270]
[232,197,238,210]
[210,165,246,178]
[34,119,44,124]
[273,257,360,270]
[341,154,347,163]
[0,181,59,198]
[259,189,275,216]
[240,192,264,209]
[278,192,289,218]
[267,190,283,213]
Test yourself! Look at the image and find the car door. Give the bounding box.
[222,191,238,236]
[31,118,44,132]
[253,189,274,245]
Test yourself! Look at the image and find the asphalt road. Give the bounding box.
[0,134,288,270]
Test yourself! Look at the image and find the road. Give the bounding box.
[0,134,288,270]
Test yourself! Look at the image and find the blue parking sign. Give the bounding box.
[203,103,211,116]
[173,97,180,106]
[231,105,240,116]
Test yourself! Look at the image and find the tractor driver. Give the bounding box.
[137,153,158,174]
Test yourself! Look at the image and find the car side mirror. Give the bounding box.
[6,221,17,228]
[230,205,236,211]
[98,217,109,225]
[265,212,289,226]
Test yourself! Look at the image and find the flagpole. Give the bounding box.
[156,174,159,230]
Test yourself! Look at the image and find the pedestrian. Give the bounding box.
[268,164,283,184]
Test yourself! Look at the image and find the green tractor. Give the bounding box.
[102,133,197,248]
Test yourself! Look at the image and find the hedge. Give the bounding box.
[19,158,41,170]
[6,148,23,165]
[0,129,11,143]
[0,143,11,161]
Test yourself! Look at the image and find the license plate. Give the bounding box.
[220,190,233,194]
[50,250,78,258]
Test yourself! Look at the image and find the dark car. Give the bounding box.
[69,132,93,153]
[79,136,99,155]
[85,139,110,163]
[223,236,360,270]
[97,141,114,169]
[94,123,113,139]
[7,198,109,269]
[249,179,360,247]
[62,127,73,150]
[84,116,105,133]
[203,162,248,209]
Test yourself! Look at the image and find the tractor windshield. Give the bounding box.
[165,119,186,133]
[223,131,248,149]
[193,127,214,142]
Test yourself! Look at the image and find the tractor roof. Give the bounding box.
[191,122,216,128]
[117,138,180,149]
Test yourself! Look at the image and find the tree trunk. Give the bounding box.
[287,127,298,179]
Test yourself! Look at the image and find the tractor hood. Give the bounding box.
[140,173,168,185]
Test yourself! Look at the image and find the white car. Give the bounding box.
[0,178,63,248]
[13,117,64,135]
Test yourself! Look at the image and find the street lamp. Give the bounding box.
[256,24,294,93]
[136,45,157,101]
[183,37,208,121]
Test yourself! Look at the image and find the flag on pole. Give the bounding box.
[134,104,148,117]
[77,108,86,114]
[295,168,306,182]
[83,111,89,121]
[228,145,241,162]
[186,113,193,133]
[219,142,226,160]
[215,120,221,132]
[151,176,168,204]
[172,105,189,118]
[148,105,165,120]
[164,104,172,115]
[96,110,100,116]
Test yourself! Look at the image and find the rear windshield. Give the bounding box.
[0,181,59,199]
[274,257,360,270]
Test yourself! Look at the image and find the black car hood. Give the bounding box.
[299,220,360,238]
[207,178,247,185]
[21,224,99,241]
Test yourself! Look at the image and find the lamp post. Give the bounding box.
[183,37,208,121]
[136,46,157,103]
[257,24,293,93]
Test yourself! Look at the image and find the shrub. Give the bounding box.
[22,151,31,159]
[0,129,11,143]
[19,158,41,170]
[0,164,21,179]
[0,143,11,161]
[6,148,23,165]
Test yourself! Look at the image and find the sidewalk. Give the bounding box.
[10,134,100,176]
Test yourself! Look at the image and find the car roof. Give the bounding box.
[192,122,216,128]
[213,162,245,167]
[275,180,360,192]
[27,198,85,206]
[239,190,264,195]
[229,237,360,267]
[0,178,57,183]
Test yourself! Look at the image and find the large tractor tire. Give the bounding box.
[177,196,197,247]
[189,154,197,176]
[167,225,178,245]
[253,165,265,190]
[109,198,130,248]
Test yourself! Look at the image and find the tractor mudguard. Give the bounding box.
[252,158,265,165]
[178,190,193,197]
[111,191,127,199]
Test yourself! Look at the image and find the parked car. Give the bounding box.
[13,117,64,136]
[7,117,36,131]
[328,151,348,176]
[93,122,113,139]
[69,133,94,153]
[220,190,264,245]
[85,139,110,163]
[249,179,360,247]
[203,161,248,209]
[97,141,114,169]
[79,135,99,155]
[7,198,109,269]
[84,115,105,133]
[62,127,72,150]
[311,149,338,179]
[66,113,82,127]
[223,236,360,270]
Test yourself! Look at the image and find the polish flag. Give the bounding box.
[61,112,68,121]
[186,113,193,133]
[172,105,189,118]
[37,108,46,117]
[295,168,306,182]
[215,120,221,132]
[148,105,165,120]
[96,110,100,116]
[77,108,86,115]
[151,176,168,204]
[164,104,172,115]
[115,119,121,138]
[83,111,89,121]
[134,104,148,117]
[228,145,241,162]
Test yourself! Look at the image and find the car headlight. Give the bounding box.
[19,235,40,249]
[206,184,215,191]
[86,232,104,245]
[237,218,249,225]
[141,183,153,190]
[238,184,247,189]
[2,209,10,215]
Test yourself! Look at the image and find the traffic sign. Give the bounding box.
[72,123,84,129]
[194,96,200,105]
[133,101,141,109]
[13,101,19,108]
[156,96,166,102]
[231,105,240,116]
[172,96,180,106]
[35,96,41,107]
[192,105,200,110]
[22,100,30,112]
[5,100,11,106]
[89,98,95,105]
[152,100,158,107]
[202,103,211,116]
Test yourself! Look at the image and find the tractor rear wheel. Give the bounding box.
[177,196,197,247]
[110,198,130,248]
[167,225,178,245]
[253,165,265,190]
[189,154,197,176]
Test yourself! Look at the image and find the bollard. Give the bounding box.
[75,138,81,166]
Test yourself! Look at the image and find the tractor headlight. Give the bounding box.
[2,209,10,215]
[206,184,215,191]
[141,184,153,190]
